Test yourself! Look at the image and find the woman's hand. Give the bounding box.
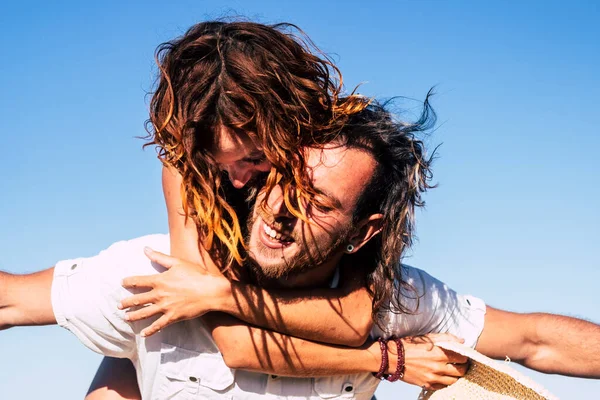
[387,333,469,391]
[119,248,232,337]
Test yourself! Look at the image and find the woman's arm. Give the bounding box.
[209,311,380,375]
[162,165,204,265]
[206,312,467,390]
[86,165,465,400]
[120,250,468,389]
[158,165,373,345]
[122,248,373,344]
[225,278,373,346]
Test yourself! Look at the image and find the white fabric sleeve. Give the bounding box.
[51,234,170,358]
[373,265,486,348]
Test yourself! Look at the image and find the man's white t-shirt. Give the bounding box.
[51,234,486,399]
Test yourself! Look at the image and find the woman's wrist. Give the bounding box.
[365,339,385,374]
[211,276,235,313]
[220,280,267,319]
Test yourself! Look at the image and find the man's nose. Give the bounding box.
[266,185,294,218]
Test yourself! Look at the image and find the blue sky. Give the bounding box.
[1,1,598,398]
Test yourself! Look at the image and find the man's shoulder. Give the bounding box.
[398,264,447,296]
[50,234,170,359]
[54,234,171,281]
[99,234,170,257]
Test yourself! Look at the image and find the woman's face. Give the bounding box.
[212,128,271,189]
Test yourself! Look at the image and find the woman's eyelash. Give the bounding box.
[246,156,267,165]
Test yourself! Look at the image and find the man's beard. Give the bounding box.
[244,207,351,288]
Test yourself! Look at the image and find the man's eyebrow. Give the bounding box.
[313,185,342,209]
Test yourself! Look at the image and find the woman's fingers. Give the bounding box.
[421,368,466,391]
[445,361,469,377]
[441,349,468,364]
[420,361,468,391]
[119,291,157,310]
[144,247,176,269]
[141,314,173,337]
[125,304,162,322]
[122,274,157,289]
[429,375,460,390]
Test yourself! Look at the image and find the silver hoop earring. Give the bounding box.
[346,244,355,253]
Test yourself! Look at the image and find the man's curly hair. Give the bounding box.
[338,92,437,318]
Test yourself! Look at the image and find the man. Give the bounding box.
[1,103,599,399]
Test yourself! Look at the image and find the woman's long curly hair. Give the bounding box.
[145,20,369,270]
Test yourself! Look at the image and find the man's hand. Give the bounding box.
[119,248,231,337]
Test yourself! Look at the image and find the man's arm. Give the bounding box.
[0,267,56,330]
[476,306,600,378]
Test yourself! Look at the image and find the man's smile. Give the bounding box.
[258,218,294,249]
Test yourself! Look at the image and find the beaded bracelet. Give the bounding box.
[373,337,389,380]
[385,337,405,382]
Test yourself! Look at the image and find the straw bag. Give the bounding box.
[418,341,559,400]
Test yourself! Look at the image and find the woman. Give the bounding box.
[86,20,467,400]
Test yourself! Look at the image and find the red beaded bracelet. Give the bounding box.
[373,337,389,380]
[385,337,405,382]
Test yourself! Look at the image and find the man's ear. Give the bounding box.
[346,213,384,253]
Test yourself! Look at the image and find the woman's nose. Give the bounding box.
[227,167,253,189]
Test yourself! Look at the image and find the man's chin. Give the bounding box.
[246,263,288,289]
[246,253,304,289]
